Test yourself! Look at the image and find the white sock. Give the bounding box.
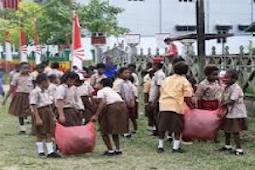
[152,126,157,131]
[20,125,26,132]
[158,139,164,148]
[36,142,44,154]
[108,150,114,153]
[236,148,243,153]
[46,142,54,155]
[173,139,181,150]
[225,145,232,149]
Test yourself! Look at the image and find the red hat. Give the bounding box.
[153,57,164,63]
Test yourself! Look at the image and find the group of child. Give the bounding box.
[0,56,248,158]
[142,57,247,156]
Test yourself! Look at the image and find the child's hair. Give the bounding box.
[188,76,197,86]
[128,64,136,70]
[226,69,238,80]
[129,75,135,83]
[36,64,45,70]
[118,67,129,75]
[96,63,106,69]
[173,61,188,75]
[146,62,152,69]
[61,71,79,84]
[204,64,219,76]
[100,78,113,88]
[48,74,57,83]
[172,57,185,65]
[20,62,29,67]
[51,62,60,69]
[36,73,48,85]
[154,62,164,69]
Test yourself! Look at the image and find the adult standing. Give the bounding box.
[104,56,117,80]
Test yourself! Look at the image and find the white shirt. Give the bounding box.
[149,69,166,102]
[97,87,123,105]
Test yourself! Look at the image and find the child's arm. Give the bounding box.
[91,99,106,122]
[31,105,43,126]
[2,85,15,105]
[185,97,194,109]
[56,99,66,124]
[221,100,235,107]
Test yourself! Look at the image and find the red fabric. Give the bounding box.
[167,43,178,57]
[92,88,100,96]
[182,106,224,141]
[55,122,96,155]
[153,57,163,63]
[198,100,219,111]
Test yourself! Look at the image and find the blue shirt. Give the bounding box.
[0,74,3,95]
[104,63,117,79]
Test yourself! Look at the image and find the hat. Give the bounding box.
[153,57,164,64]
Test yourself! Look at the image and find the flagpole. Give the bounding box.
[71,11,75,68]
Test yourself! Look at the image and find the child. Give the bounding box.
[0,73,4,97]
[55,71,81,126]
[91,78,129,156]
[143,70,154,131]
[9,64,20,84]
[48,74,58,101]
[158,61,193,153]
[90,63,106,95]
[112,71,123,91]
[29,74,61,158]
[128,64,139,87]
[2,62,33,134]
[32,64,45,84]
[149,60,166,136]
[219,70,248,155]
[117,67,137,136]
[196,65,221,111]
[47,62,64,83]
[75,73,94,124]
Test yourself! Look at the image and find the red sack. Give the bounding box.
[182,106,224,140]
[55,122,96,155]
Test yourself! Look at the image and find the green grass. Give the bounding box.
[1,97,255,170]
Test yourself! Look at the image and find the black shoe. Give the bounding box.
[38,153,46,158]
[123,133,132,138]
[47,152,62,158]
[158,147,165,153]
[131,131,137,134]
[152,130,159,137]
[218,147,232,152]
[115,150,123,155]
[167,137,173,143]
[229,150,244,156]
[18,131,26,135]
[102,151,115,156]
[172,148,185,153]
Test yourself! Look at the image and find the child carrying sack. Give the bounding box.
[55,122,96,155]
[182,106,225,140]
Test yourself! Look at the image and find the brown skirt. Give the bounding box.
[62,108,81,127]
[158,111,184,134]
[223,118,248,133]
[81,96,96,123]
[99,102,129,135]
[9,92,31,118]
[34,106,56,137]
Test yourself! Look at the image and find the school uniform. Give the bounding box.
[143,77,153,126]
[90,73,106,95]
[117,80,137,119]
[132,73,140,119]
[221,83,248,133]
[55,84,81,126]
[113,78,124,91]
[196,79,222,110]
[149,69,165,127]
[78,82,95,123]
[97,87,129,135]
[47,69,64,78]
[159,74,193,134]
[9,73,33,118]
[29,86,55,137]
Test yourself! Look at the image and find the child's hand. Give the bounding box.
[35,118,43,127]
[91,115,98,122]
[59,115,66,124]
[1,100,6,106]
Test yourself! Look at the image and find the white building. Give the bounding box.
[77,0,255,56]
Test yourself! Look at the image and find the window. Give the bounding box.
[175,25,196,32]
[217,31,227,44]
[179,0,193,2]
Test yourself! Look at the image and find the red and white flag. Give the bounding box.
[72,12,85,69]
[20,27,28,62]
[5,32,12,62]
[34,18,42,64]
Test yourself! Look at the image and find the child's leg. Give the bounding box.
[233,132,242,150]
[158,131,165,150]
[112,135,120,150]
[225,132,231,146]
[45,134,54,155]
[173,132,181,150]
[19,117,26,132]
[131,118,138,132]
[102,135,114,151]
[36,135,45,155]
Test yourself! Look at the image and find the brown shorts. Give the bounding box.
[9,92,31,118]
[158,111,184,134]
[223,118,248,133]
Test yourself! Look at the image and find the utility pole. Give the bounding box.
[196,0,205,80]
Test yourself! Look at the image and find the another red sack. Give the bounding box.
[182,106,224,141]
[55,122,96,155]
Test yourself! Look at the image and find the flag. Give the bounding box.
[20,27,28,62]
[34,18,42,65]
[72,12,85,69]
[5,32,12,62]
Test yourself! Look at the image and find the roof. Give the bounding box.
[169,33,234,41]
[245,21,255,32]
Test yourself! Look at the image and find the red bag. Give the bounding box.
[182,106,224,140]
[55,122,96,155]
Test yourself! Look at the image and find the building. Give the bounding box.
[77,0,255,55]
[0,0,22,10]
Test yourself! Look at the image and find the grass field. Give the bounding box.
[0,97,255,170]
